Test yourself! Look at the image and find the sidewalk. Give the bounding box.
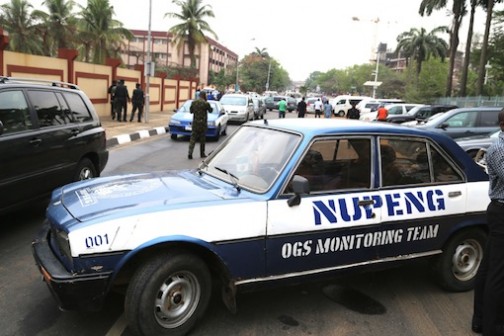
[103,110,174,148]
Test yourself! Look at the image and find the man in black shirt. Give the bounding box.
[346,103,360,120]
[297,97,307,118]
[130,83,145,122]
[114,79,130,122]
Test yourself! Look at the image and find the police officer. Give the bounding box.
[130,83,145,122]
[188,91,212,160]
[473,109,504,335]
[108,80,117,120]
[114,79,130,122]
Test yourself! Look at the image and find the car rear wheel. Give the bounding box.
[338,110,345,117]
[73,158,97,181]
[433,228,486,292]
[125,252,211,336]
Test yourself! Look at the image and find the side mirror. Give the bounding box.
[287,175,310,207]
[440,123,449,130]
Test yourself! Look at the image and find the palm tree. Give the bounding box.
[32,0,78,55]
[419,0,467,97]
[77,0,133,64]
[395,26,449,76]
[253,47,269,58]
[476,0,503,95]
[164,0,217,68]
[0,0,44,54]
[460,0,478,96]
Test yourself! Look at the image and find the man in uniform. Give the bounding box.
[188,91,212,160]
[473,109,504,335]
[130,83,145,122]
[114,79,130,122]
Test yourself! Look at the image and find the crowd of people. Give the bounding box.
[108,79,145,123]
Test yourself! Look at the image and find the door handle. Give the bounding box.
[448,191,462,197]
[358,199,374,206]
[71,129,80,136]
[29,138,42,146]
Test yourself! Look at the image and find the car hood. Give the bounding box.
[221,104,246,109]
[57,171,238,222]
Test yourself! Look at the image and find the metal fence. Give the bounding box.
[434,96,504,108]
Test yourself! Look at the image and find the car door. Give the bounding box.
[266,137,383,277]
[476,109,500,135]
[438,110,479,138]
[376,137,467,259]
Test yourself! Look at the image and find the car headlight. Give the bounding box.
[53,228,72,260]
[208,120,216,127]
[170,120,181,126]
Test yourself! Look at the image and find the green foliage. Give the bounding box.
[403,58,448,103]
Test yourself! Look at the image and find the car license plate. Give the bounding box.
[185,125,192,131]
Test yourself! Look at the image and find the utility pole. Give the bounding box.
[144,0,152,123]
[265,59,271,91]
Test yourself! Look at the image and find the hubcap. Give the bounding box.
[452,239,483,281]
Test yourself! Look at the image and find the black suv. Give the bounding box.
[0,77,108,214]
[386,104,458,124]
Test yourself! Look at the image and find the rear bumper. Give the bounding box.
[32,223,112,311]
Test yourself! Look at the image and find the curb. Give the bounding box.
[106,127,167,148]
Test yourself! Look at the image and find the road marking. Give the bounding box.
[106,313,127,336]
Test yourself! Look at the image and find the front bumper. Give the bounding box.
[168,125,218,137]
[32,223,113,311]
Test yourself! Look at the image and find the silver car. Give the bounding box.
[219,94,254,123]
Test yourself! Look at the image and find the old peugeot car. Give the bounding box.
[168,99,228,141]
[33,119,489,336]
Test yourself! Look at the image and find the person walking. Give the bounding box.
[278,98,287,119]
[376,104,388,122]
[347,103,361,120]
[188,91,212,160]
[130,83,145,122]
[114,79,130,122]
[314,98,323,118]
[324,100,332,118]
[473,109,504,335]
[108,80,117,120]
[297,97,307,118]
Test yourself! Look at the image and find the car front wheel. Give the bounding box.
[433,228,486,292]
[125,252,212,336]
[74,158,97,181]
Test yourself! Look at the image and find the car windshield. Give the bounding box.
[423,112,446,125]
[406,105,424,116]
[203,126,300,192]
[177,100,217,114]
[220,96,247,106]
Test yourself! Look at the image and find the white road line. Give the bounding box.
[105,313,127,336]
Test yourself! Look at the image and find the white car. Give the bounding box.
[360,103,422,122]
[219,94,254,123]
[331,95,372,117]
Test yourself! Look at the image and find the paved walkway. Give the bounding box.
[103,110,174,148]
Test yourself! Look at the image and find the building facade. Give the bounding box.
[121,29,238,87]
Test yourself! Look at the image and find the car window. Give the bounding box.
[220,96,247,106]
[379,138,463,186]
[478,110,499,127]
[0,90,31,134]
[337,99,346,104]
[28,90,71,127]
[62,92,92,122]
[293,138,371,192]
[444,111,477,128]
[415,107,431,118]
[387,106,402,115]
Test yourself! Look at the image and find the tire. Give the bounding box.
[433,228,486,292]
[74,158,97,181]
[222,124,227,136]
[338,110,345,117]
[171,134,177,140]
[125,252,212,336]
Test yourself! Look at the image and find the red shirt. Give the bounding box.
[377,107,388,121]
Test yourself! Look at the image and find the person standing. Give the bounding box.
[130,83,145,122]
[278,98,287,119]
[114,79,130,122]
[324,100,332,118]
[473,109,504,335]
[347,103,361,120]
[108,80,117,120]
[194,88,201,99]
[297,97,307,118]
[314,98,323,118]
[188,91,212,160]
[376,104,388,121]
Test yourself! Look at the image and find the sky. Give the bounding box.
[3,0,498,81]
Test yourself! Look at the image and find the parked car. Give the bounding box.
[219,93,254,124]
[0,77,108,214]
[331,95,372,117]
[167,99,228,141]
[356,99,381,115]
[34,118,489,336]
[387,105,458,124]
[360,103,422,121]
[252,96,266,119]
[264,96,296,112]
[414,107,501,139]
[306,97,319,113]
[455,129,499,158]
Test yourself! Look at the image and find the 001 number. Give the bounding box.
[85,234,109,248]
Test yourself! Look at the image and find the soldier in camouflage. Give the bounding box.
[188,91,212,159]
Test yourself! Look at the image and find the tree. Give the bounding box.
[32,0,78,56]
[252,47,269,58]
[459,0,478,96]
[0,0,44,54]
[403,58,448,102]
[419,0,466,97]
[395,26,448,77]
[77,0,132,64]
[165,0,217,69]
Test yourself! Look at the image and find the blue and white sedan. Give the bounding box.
[33,119,489,336]
[168,99,228,141]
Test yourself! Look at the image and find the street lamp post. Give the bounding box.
[372,49,380,99]
[265,58,271,91]
[144,0,152,123]
[484,61,492,85]
[235,59,239,92]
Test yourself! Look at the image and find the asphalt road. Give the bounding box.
[0,110,478,336]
